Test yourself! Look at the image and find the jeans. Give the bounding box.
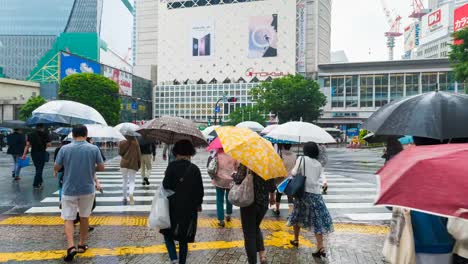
[121,168,137,198]
[240,204,268,264]
[11,155,22,177]
[31,152,46,187]
[216,187,233,221]
[164,234,188,264]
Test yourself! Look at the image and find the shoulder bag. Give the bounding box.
[284,156,306,198]
[228,169,254,207]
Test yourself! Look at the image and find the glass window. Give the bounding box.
[374,74,388,107]
[360,75,373,108]
[405,73,419,96]
[390,74,404,101]
[439,72,455,92]
[421,72,438,93]
[345,75,358,107]
[331,76,345,108]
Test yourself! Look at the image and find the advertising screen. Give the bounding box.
[60,52,101,79]
[191,21,214,57]
[454,4,468,44]
[248,14,278,58]
[103,65,133,96]
[404,23,420,52]
[419,4,451,45]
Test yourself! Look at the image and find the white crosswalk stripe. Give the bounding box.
[26,154,390,222]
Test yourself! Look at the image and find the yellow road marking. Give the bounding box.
[0,216,389,234]
[0,231,313,262]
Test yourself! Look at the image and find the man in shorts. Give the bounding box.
[54,125,104,262]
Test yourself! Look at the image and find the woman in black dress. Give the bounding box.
[160,140,204,264]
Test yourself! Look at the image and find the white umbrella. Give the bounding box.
[261,124,278,135]
[266,121,336,144]
[236,121,265,133]
[65,124,125,142]
[114,122,140,136]
[29,100,107,126]
[202,125,220,139]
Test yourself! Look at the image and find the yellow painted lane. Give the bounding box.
[0,216,389,234]
[0,231,314,263]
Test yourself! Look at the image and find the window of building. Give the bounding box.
[390,74,404,101]
[439,72,455,92]
[360,75,373,108]
[374,74,388,107]
[331,76,345,108]
[421,72,438,93]
[405,73,419,96]
[345,75,358,107]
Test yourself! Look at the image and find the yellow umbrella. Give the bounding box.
[215,126,287,180]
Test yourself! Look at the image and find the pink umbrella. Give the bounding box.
[375,144,468,219]
[261,124,278,135]
[206,137,222,151]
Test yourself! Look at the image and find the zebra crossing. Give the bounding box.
[25,152,391,222]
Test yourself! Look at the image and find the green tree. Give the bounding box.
[251,75,327,123]
[59,73,121,126]
[19,96,47,121]
[449,27,468,93]
[227,106,266,126]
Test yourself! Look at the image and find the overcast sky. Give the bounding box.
[331,0,428,62]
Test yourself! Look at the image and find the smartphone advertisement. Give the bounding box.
[191,21,214,58]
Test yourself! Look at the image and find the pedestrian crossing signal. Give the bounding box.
[227,97,237,103]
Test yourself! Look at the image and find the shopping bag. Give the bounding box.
[277,177,291,193]
[382,208,416,264]
[18,157,30,168]
[148,186,174,230]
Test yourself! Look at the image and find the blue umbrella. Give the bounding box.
[53,127,72,136]
[264,136,298,145]
[398,135,414,145]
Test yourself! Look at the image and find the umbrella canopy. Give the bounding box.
[0,120,27,129]
[114,122,140,137]
[206,137,222,151]
[261,124,278,135]
[363,91,468,141]
[266,121,335,144]
[53,127,72,136]
[236,121,265,133]
[137,116,207,147]
[202,125,220,139]
[215,126,287,180]
[0,127,12,133]
[28,100,107,126]
[65,124,125,142]
[375,144,468,219]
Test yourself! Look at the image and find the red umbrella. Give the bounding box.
[206,137,222,151]
[375,144,468,219]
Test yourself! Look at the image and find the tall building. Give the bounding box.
[134,0,332,122]
[429,0,468,9]
[0,0,134,81]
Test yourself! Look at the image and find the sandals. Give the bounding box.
[63,246,77,262]
[312,247,327,258]
[290,240,299,247]
[77,244,89,253]
[260,256,268,264]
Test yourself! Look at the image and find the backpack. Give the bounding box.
[207,153,218,179]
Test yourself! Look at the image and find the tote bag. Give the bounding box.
[382,208,416,264]
[284,156,306,198]
[228,171,254,207]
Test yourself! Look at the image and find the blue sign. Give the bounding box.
[347,128,359,137]
[131,102,138,110]
[214,106,220,113]
[60,52,101,79]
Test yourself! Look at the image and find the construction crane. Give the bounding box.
[380,0,403,60]
[409,0,430,19]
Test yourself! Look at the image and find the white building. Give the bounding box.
[134,0,332,121]
[0,78,40,122]
[428,0,468,9]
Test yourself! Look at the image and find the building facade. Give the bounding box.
[0,78,40,122]
[317,59,464,129]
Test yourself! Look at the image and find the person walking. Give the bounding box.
[162,143,176,163]
[53,125,104,262]
[382,137,404,163]
[54,139,71,205]
[119,136,141,205]
[212,149,238,227]
[138,137,156,186]
[234,165,276,264]
[273,143,296,216]
[22,123,51,189]
[160,140,204,264]
[6,128,26,180]
[287,142,333,259]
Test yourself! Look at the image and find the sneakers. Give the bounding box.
[272,209,280,217]
[144,177,150,186]
[129,194,134,205]
[123,197,128,205]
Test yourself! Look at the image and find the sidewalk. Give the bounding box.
[0,215,387,263]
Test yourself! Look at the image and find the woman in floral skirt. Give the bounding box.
[287,142,333,258]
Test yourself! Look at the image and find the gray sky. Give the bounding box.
[331,0,428,61]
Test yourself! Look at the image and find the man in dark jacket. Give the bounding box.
[22,124,51,189]
[7,129,26,180]
[138,138,156,186]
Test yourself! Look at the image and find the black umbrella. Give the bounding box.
[0,120,27,129]
[362,91,468,141]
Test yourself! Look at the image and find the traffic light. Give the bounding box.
[207,118,211,126]
[227,97,237,103]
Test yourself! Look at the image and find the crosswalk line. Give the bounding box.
[344,213,392,221]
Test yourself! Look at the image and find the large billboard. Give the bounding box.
[404,22,420,52]
[248,14,278,58]
[419,4,452,45]
[103,65,133,96]
[191,21,214,58]
[60,52,101,79]
[454,4,468,44]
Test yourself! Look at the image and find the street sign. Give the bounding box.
[215,106,220,113]
[131,102,138,110]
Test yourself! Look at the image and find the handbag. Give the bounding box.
[382,208,416,264]
[284,156,306,198]
[228,170,254,207]
[207,154,218,179]
[18,157,30,168]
